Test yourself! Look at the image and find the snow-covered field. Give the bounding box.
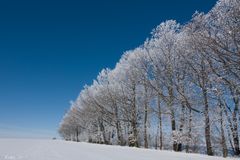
[0,139,235,160]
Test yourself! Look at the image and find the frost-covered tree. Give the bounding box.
[59,0,239,157]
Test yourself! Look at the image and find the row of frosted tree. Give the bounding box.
[59,0,240,157]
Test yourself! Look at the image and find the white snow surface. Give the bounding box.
[0,139,235,160]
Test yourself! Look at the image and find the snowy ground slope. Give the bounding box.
[0,139,234,160]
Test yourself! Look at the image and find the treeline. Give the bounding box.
[59,0,240,157]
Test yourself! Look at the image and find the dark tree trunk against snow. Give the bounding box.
[99,118,108,144]
[114,104,124,145]
[230,83,240,156]
[202,88,213,156]
[130,83,139,147]
[227,126,235,155]
[157,95,163,150]
[144,84,148,148]
[168,85,178,152]
[143,108,148,148]
[186,108,192,153]
[177,104,185,152]
[203,92,212,156]
[155,132,158,149]
[223,99,236,153]
[219,102,228,158]
[116,119,123,145]
[232,97,240,155]
[76,128,79,142]
[171,110,177,152]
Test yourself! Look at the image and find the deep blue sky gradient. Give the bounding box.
[0,0,217,138]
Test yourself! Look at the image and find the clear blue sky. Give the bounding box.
[0,0,217,138]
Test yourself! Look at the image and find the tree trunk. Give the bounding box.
[203,88,214,156]
[171,111,178,151]
[114,105,124,145]
[223,100,235,153]
[143,105,148,148]
[155,131,158,149]
[144,84,148,148]
[158,95,163,150]
[232,97,240,155]
[177,104,185,152]
[130,84,139,147]
[220,107,228,158]
[186,108,192,153]
[169,86,177,151]
[99,119,108,144]
[76,128,79,142]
